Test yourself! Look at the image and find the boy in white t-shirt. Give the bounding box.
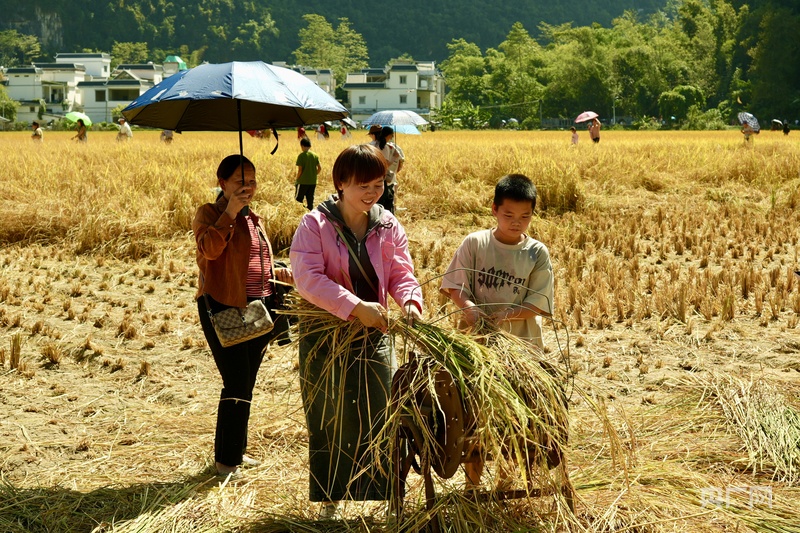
[440,173,555,489]
[440,173,553,349]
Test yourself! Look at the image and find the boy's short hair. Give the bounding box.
[493,174,537,210]
[300,137,311,148]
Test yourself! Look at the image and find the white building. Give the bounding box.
[3,63,86,123]
[78,77,154,124]
[55,52,111,79]
[271,62,336,97]
[113,63,164,85]
[343,61,445,122]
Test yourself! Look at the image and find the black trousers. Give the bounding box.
[377,183,395,214]
[197,295,288,467]
[295,183,316,210]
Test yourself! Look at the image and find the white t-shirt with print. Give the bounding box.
[440,228,554,346]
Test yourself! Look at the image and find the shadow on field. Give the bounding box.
[244,515,386,533]
[0,472,219,533]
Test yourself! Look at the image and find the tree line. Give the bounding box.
[439,0,800,129]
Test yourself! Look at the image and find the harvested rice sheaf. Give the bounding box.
[707,376,800,485]
[283,296,623,529]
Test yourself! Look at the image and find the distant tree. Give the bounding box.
[111,42,149,68]
[436,98,489,129]
[658,85,703,122]
[389,53,415,65]
[0,30,41,67]
[440,38,488,106]
[0,86,18,123]
[539,23,614,118]
[491,23,545,123]
[748,6,800,120]
[178,44,207,69]
[228,12,279,59]
[293,14,368,84]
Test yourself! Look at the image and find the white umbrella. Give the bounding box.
[362,110,428,126]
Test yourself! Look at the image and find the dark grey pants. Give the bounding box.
[299,327,395,501]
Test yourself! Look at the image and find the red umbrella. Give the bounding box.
[575,111,599,123]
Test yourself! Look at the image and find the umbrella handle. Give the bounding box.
[270,128,278,155]
[237,101,249,217]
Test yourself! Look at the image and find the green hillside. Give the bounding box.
[1,0,663,65]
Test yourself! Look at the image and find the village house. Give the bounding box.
[2,61,87,124]
[342,60,445,123]
[271,62,336,97]
[78,62,164,123]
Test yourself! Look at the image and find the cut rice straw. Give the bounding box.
[282,295,626,530]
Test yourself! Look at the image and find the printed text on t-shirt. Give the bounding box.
[477,267,525,294]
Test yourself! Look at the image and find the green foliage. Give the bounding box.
[659,90,687,122]
[659,85,704,122]
[0,30,41,67]
[111,104,127,122]
[436,98,489,129]
[293,14,368,85]
[681,105,727,130]
[632,115,663,130]
[748,6,800,121]
[0,86,18,123]
[111,42,149,69]
[389,53,415,64]
[440,39,488,106]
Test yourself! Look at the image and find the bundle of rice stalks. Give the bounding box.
[282,296,624,530]
[705,375,800,485]
[386,320,572,488]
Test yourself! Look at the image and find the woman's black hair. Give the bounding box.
[217,154,255,181]
[216,154,255,200]
[332,145,387,195]
[376,126,394,150]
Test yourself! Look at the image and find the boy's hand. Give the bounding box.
[461,304,484,328]
[490,309,510,324]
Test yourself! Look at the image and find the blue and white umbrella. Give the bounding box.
[738,111,760,133]
[122,61,348,132]
[122,61,348,214]
[362,110,428,127]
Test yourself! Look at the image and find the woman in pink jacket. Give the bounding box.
[290,144,423,519]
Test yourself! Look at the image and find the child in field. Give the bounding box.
[441,173,555,489]
[31,121,43,142]
[741,122,755,143]
[440,173,553,347]
[295,138,321,210]
[570,126,578,145]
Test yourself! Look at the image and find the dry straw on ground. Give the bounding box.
[1,130,799,531]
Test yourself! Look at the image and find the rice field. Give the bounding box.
[1,129,799,532]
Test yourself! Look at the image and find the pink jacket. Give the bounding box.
[289,204,423,321]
